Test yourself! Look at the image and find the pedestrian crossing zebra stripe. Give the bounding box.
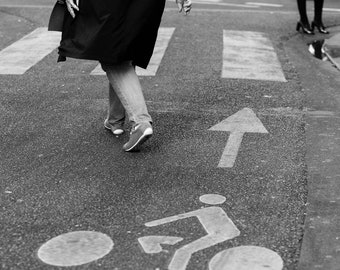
[0,28,286,82]
[0,27,61,75]
[222,30,286,82]
[245,2,283,8]
[90,27,176,77]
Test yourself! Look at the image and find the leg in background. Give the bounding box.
[102,61,152,127]
[314,0,324,24]
[101,61,153,151]
[312,0,329,33]
[297,0,308,24]
[107,82,125,125]
[104,83,126,135]
[296,0,314,34]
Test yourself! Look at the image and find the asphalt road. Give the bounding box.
[0,1,340,270]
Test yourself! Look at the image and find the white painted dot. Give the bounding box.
[199,194,226,205]
[209,246,283,270]
[37,231,113,266]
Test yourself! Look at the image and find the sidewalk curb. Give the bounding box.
[324,25,340,70]
[286,24,340,270]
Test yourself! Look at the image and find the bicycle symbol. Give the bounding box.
[38,194,283,269]
[138,194,283,270]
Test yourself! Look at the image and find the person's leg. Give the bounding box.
[102,61,152,126]
[104,83,125,135]
[314,0,324,24]
[101,61,153,151]
[297,0,308,24]
[296,0,314,34]
[312,0,329,33]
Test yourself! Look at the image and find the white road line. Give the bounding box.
[323,8,340,12]
[0,27,61,75]
[245,2,283,7]
[0,4,52,8]
[222,30,286,82]
[164,8,296,14]
[91,27,175,76]
[190,2,259,8]
[193,0,222,2]
[169,0,258,8]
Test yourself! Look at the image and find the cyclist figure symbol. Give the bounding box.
[138,194,283,270]
[37,193,283,269]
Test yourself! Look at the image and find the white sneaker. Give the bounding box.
[104,119,124,135]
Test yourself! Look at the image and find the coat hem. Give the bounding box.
[58,52,148,69]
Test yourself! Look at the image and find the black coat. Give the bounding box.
[49,0,166,68]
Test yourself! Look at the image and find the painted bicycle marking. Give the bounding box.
[37,194,283,269]
[139,194,240,270]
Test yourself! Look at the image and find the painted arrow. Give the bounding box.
[209,108,268,168]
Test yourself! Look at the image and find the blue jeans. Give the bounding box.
[101,61,152,127]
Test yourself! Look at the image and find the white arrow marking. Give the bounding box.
[209,108,268,168]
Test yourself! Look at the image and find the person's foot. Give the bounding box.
[296,21,314,35]
[104,119,124,135]
[123,122,153,152]
[311,21,329,34]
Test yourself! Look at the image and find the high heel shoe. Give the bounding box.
[296,21,314,35]
[311,21,329,34]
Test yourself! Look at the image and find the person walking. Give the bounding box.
[296,0,329,35]
[50,0,192,152]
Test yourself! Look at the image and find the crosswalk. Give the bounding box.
[0,28,61,75]
[0,27,286,82]
[222,30,286,82]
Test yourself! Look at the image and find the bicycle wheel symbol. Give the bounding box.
[209,245,283,270]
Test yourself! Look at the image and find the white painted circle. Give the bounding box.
[37,231,114,266]
[209,246,283,270]
[199,194,227,205]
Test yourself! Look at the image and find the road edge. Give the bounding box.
[285,27,340,270]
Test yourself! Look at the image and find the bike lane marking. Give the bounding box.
[36,195,283,269]
[90,27,175,77]
[140,194,240,270]
[209,246,283,270]
[222,30,286,81]
[0,27,61,75]
[138,194,283,270]
[37,231,113,267]
[209,108,269,168]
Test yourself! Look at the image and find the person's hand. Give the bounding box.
[176,0,192,15]
[66,0,79,18]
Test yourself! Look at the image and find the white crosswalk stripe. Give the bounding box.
[0,27,286,82]
[0,27,61,75]
[90,27,175,76]
[245,2,283,8]
[222,30,286,82]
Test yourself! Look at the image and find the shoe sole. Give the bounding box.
[124,128,153,152]
[104,121,124,135]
